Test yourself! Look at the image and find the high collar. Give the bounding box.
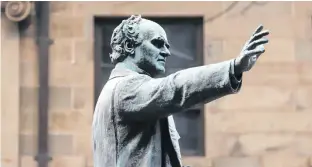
[108,63,151,80]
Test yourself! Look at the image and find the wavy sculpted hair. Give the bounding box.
[109,15,143,64]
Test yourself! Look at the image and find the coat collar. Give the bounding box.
[108,63,151,80]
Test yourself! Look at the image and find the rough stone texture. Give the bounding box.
[262,151,309,167]
[49,62,93,87]
[49,110,91,133]
[204,39,224,64]
[21,156,37,167]
[214,157,261,167]
[20,61,39,87]
[238,133,295,155]
[242,62,299,87]
[20,87,38,112]
[49,134,74,155]
[293,2,312,18]
[73,39,93,63]
[48,87,72,111]
[222,2,293,19]
[1,14,20,167]
[0,1,309,167]
[49,156,86,167]
[20,110,37,133]
[73,133,93,166]
[50,2,75,16]
[182,157,213,167]
[50,15,86,39]
[214,85,296,111]
[298,62,312,85]
[50,39,73,62]
[295,86,312,111]
[206,112,312,133]
[20,134,74,156]
[20,134,37,156]
[295,39,312,61]
[205,133,240,158]
[72,87,93,110]
[19,37,37,62]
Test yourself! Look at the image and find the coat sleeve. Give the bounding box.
[114,59,242,121]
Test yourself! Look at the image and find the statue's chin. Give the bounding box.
[147,64,166,77]
[153,67,166,77]
[156,66,166,73]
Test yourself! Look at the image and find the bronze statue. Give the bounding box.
[92,15,269,167]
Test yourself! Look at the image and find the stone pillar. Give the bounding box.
[1,1,32,167]
[1,12,21,167]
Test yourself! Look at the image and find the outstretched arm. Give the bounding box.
[115,59,241,121]
[115,24,269,122]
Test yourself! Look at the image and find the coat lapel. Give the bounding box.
[167,116,182,161]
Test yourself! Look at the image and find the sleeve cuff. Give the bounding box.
[229,59,242,92]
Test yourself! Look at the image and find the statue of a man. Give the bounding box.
[92,15,269,167]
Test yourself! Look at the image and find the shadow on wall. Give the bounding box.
[205,1,269,23]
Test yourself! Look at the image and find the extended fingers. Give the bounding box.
[251,30,270,42]
[253,24,263,35]
[247,38,269,50]
[248,25,263,41]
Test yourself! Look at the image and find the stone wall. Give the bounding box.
[1,12,20,167]
[4,1,312,167]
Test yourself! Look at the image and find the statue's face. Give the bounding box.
[134,19,171,76]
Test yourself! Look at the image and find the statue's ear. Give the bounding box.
[124,39,135,56]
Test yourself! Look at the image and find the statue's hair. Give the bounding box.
[109,15,143,64]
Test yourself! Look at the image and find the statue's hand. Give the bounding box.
[234,25,269,74]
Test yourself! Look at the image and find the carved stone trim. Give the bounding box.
[1,1,32,22]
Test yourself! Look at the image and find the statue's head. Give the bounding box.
[110,15,171,76]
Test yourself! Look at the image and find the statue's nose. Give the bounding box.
[160,50,171,57]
